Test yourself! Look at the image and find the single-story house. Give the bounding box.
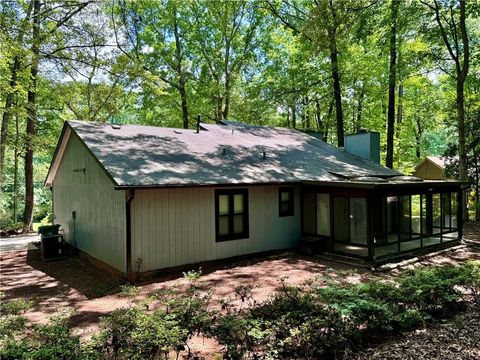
[413,156,458,180]
[45,121,464,276]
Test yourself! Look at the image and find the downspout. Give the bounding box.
[50,187,54,224]
[126,189,135,277]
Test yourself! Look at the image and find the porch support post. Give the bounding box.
[458,190,463,240]
[425,193,433,237]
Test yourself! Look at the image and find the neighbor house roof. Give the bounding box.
[414,156,459,171]
[46,120,402,188]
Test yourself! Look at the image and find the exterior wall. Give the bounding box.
[53,133,126,272]
[131,185,301,272]
[413,161,445,180]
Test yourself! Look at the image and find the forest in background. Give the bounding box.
[0,0,479,231]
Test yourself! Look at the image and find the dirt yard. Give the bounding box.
[1,222,479,356]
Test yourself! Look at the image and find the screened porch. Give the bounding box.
[301,179,463,263]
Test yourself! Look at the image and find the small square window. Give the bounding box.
[279,187,294,217]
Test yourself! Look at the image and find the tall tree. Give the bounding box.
[190,0,261,122]
[113,0,191,128]
[386,0,399,168]
[421,0,470,181]
[22,0,93,229]
[23,0,40,230]
[0,1,33,186]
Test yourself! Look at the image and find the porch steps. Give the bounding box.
[316,252,371,269]
[297,236,324,256]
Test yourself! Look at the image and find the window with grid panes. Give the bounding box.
[215,189,249,241]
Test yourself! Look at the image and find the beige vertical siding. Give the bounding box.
[53,133,126,272]
[131,185,301,272]
[413,161,445,180]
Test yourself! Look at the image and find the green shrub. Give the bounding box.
[95,306,185,359]
[0,295,33,339]
[119,284,141,298]
[397,265,467,314]
[0,309,96,360]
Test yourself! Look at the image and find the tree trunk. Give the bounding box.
[394,83,403,165]
[303,96,310,129]
[13,105,20,223]
[291,103,296,129]
[325,98,334,142]
[328,1,344,147]
[0,57,21,186]
[315,98,323,131]
[223,74,231,120]
[329,39,343,147]
[415,117,423,159]
[23,0,40,231]
[356,87,365,131]
[386,0,399,169]
[172,5,189,129]
[457,0,469,182]
[286,106,290,128]
[0,2,32,185]
[179,82,189,129]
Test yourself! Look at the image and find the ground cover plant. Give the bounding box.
[1,261,479,359]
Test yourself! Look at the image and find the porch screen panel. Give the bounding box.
[386,196,398,243]
[333,197,349,242]
[371,197,386,245]
[399,196,411,241]
[432,194,441,234]
[350,198,367,245]
[316,194,330,236]
[303,193,316,234]
[442,193,451,231]
[444,192,459,242]
[421,194,428,236]
[451,192,458,229]
[411,195,421,238]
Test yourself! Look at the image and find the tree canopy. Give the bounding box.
[0,0,479,230]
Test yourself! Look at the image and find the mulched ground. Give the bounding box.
[352,310,480,360]
[0,222,479,358]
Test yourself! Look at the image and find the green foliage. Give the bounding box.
[119,285,141,298]
[0,308,95,360]
[0,294,33,339]
[95,306,185,359]
[1,262,480,359]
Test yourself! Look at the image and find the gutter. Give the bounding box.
[125,189,135,276]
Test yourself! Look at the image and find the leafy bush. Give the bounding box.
[95,306,185,359]
[119,284,141,298]
[1,262,479,359]
[397,264,469,315]
[0,309,96,360]
[0,294,33,339]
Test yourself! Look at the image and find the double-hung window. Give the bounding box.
[215,189,249,241]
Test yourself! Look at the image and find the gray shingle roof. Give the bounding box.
[67,120,401,187]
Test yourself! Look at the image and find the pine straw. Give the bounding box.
[351,310,480,360]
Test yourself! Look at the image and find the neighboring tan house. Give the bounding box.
[45,121,463,276]
[413,156,458,180]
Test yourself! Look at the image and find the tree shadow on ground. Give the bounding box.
[0,248,124,303]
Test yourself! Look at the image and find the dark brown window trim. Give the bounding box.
[279,187,294,217]
[215,189,249,242]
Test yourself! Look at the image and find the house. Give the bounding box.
[45,121,463,276]
[413,156,458,180]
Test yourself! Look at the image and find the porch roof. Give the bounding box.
[302,178,464,190]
